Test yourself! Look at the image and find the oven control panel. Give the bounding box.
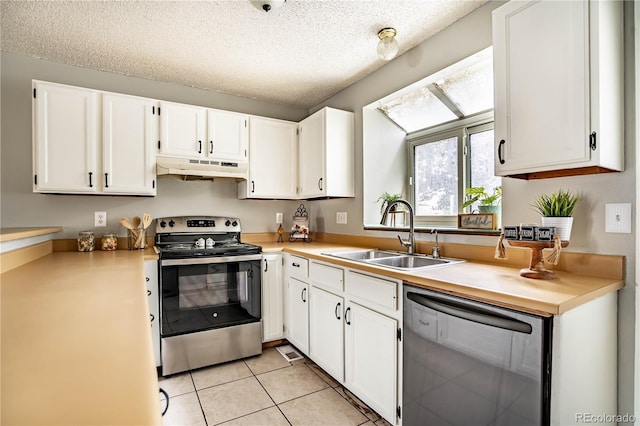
[156,216,241,233]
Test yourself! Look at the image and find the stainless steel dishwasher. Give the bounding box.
[403,284,552,426]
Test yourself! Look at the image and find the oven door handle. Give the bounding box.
[161,254,262,266]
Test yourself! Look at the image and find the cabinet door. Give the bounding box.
[298,110,325,198]
[241,117,297,199]
[309,286,344,382]
[208,109,248,162]
[493,0,590,175]
[144,260,160,367]
[159,101,206,158]
[262,254,284,342]
[102,93,157,195]
[345,302,398,424]
[33,81,99,193]
[286,278,309,355]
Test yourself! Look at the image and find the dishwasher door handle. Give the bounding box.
[407,292,532,334]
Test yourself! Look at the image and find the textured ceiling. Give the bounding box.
[1,0,487,108]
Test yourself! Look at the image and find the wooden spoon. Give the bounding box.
[132,216,141,230]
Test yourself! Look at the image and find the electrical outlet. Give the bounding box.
[276,212,283,224]
[605,203,631,233]
[95,211,107,227]
[336,212,348,224]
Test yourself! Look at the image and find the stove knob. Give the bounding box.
[168,220,176,227]
[159,220,167,228]
[232,220,238,227]
[225,220,231,227]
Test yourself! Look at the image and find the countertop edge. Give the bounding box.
[0,227,63,242]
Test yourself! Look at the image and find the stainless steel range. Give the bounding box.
[156,216,262,376]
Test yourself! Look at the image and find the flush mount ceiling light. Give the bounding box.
[250,0,286,12]
[377,27,399,61]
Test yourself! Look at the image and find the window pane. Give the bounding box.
[414,137,458,216]
[378,87,458,133]
[434,54,494,116]
[469,129,501,209]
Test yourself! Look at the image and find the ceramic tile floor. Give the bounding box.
[159,347,393,426]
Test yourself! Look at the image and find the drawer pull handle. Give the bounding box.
[147,290,152,296]
[292,262,300,268]
[335,302,341,320]
[301,287,307,303]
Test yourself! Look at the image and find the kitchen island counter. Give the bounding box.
[1,250,161,425]
[259,241,624,316]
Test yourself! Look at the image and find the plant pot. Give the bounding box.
[478,205,501,228]
[541,216,573,241]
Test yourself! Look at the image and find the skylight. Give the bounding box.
[377,48,493,133]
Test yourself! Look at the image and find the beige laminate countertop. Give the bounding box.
[0,227,63,242]
[260,242,624,316]
[1,250,161,425]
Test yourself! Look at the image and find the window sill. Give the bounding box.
[364,225,501,237]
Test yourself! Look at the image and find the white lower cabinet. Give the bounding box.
[309,286,344,381]
[262,253,284,342]
[286,277,309,355]
[345,302,398,424]
[287,258,401,425]
[144,260,160,367]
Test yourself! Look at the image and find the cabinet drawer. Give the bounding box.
[310,261,344,293]
[346,271,397,312]
[287,255,308,280]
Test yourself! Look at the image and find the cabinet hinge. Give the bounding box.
[152,106,155,115]
[157,140,161,150]
[158,107,161,115]
[33,88,36,99]
[397,328,402,341]
[397,406,401,419]
[245,120,247,128]
[244,149,247,158]
[590,131,597,151]
[152,180,156,189]
[297,128,300,135]
[34,174,37,185]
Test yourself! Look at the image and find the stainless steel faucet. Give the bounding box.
[431,229,441,259]
[381,199,415,254]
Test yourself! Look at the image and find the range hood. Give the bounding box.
[156,156,248,180]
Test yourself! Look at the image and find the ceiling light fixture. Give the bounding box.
[250,0,286,13]
[377,27,399,61]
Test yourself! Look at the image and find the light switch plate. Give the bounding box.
[605,203,631,233]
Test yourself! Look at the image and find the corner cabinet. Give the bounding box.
[298,107,354,198]
[492,0,623,179]
[239,117,298,199]
[33,81,157,195]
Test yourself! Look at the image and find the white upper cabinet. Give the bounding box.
[102,93,157,195]
[33,81,99,193]
[158,101,206,158]
[239,116,298,199]
[298,107,354,198]
[493,0,623,179]
[33,81,158,196]
[207,109,248,163]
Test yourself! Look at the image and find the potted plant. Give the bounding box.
[460,186,502,214]
[531,189,578,241]
[376,191,403,225]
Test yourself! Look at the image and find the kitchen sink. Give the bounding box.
[324,249,403,261]
[368,255,456,269]
[323,249,464,271]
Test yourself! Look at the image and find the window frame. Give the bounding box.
[407,111,495,228]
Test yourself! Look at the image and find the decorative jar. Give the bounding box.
[77,231,95,252]
[101,234,118,251]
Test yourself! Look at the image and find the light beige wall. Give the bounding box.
[0,52,307,237]
[311,1,636,418]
